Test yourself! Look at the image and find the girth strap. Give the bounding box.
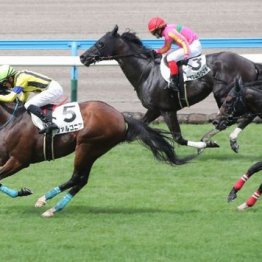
[43,132,55,161]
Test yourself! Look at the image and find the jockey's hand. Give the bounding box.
[151,50,160,58]
[181,59,189,65]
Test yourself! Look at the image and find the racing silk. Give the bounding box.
[156,24,199,58]
[0,70,52,103]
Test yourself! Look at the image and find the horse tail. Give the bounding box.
[123,116,194,165]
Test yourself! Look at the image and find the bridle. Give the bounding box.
[88,42,156,63]
[0,99,20,130]
[220,87,254,124]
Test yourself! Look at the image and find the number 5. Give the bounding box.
[63,105,76,123]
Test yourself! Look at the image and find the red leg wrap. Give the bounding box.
[246,191,260,207]
[234,174,248,190]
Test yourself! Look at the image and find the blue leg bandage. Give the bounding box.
[54,193,73,212]
[45,186,61,200]
[0,185,18,198]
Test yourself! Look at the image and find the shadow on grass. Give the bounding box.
[7,204,201,217]
[198,152,262,162]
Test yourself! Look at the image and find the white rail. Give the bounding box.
[0,54,261,66]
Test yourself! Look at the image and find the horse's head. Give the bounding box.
[80,25,155,67]
[213,79,246,130]
[80,25,121,66]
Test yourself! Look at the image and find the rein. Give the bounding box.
[0,100,20,130]
[222,87,254,122]
[91,43,155,62]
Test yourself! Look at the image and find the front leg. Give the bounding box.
[229,116,255,153]
[0,157,31,198]
[141,109,161,124]
[161,111,206,149]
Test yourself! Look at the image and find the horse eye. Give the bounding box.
[97,42,104,49]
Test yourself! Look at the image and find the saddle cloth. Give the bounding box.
[160,54,211,83]
[31,102,84,135]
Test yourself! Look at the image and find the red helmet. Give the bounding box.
[148,16,166,32]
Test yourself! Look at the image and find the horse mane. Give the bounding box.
[121,31,144,47]
[243,80,262,91]
[121,31,153,57]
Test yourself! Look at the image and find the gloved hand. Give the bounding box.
[151,50,159,58]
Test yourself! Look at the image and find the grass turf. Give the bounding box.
[0,123,261,262]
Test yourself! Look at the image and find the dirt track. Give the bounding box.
[1,0,261,114]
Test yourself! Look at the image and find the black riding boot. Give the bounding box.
[27,104,58,134]
[169,75,179,92]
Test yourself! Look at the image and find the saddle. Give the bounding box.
[31,101,84,161]
[160,55,211,107]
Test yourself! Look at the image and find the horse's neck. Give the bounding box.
[118,57,155,89]
[246,88,262,113]
[0,102,24,124]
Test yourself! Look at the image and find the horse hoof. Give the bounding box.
[18,187,33,197]
[206,141,220,148]
[227,189,237,202]
[237,202,249,211]
[35,196,47,208]
[42,208,56,218]
[230,140,239,153]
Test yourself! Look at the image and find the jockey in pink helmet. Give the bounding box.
[148,16,202,92]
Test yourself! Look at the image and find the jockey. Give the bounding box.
[148,16,202,92]
[0,65,64,134]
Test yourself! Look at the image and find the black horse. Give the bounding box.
[213,80,262,210]
[80,25,262,151]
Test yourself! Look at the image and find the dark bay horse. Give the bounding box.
[0,99,189,217]
[80,25,262,152]
[213,80,262,210]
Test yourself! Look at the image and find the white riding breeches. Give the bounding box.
[166,39,202,62]
[24,80,64,109]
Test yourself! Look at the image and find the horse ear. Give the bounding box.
[112,25,119,36]
[235,77,243,92]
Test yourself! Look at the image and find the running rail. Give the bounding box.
[0,38,261,101]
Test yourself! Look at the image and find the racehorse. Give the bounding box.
[213,80,262,210]
[0,99,190,217]
[80,25,262,152]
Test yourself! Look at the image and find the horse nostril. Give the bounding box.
[80,55,85,63]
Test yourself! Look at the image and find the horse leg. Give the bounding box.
[228,161,262,202]
[39,143,99,217]
[141,109,161,124]
[0,157,32,198]
[237,183,262,210]
[42,172,89,217]
[161,111,207,149]
[229,116,254,153]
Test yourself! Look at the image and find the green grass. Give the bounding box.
[0,123,261,262]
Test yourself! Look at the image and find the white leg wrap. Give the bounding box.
[42,208,56,218]
[35,195,47,208]
[187,141,206,149]
[229,127,242,141]
[237,202,249,211]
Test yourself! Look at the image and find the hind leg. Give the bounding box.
[41,171,91,217]
[238,183,262,210]
[38,143,104,217]
[228,161,262,203]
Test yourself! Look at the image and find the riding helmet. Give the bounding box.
[148,17,167,32]
[0,65,17,83]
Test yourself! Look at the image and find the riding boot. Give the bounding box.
[27,104,58,134]
[169,75,179,92]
